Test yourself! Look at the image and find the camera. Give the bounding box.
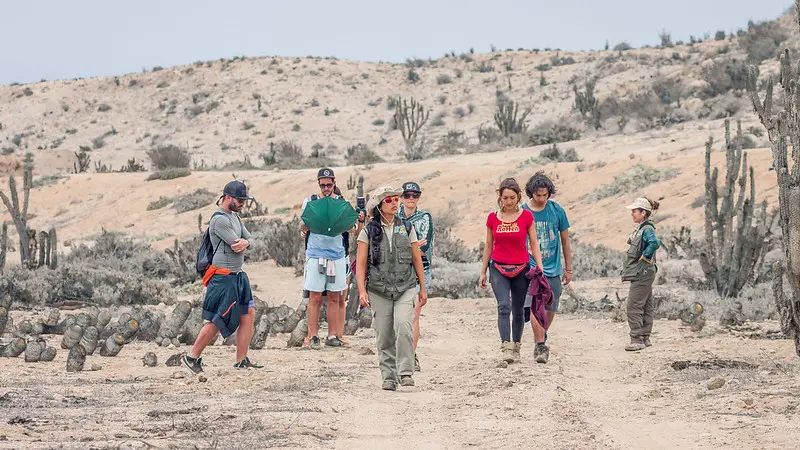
[356,196,366,215]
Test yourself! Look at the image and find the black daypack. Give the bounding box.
[304,194,351,255]
[196,211,225,276]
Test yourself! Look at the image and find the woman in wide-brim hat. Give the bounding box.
[356,186,427,391]
[621,196,662,352]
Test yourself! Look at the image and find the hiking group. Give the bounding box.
[185,168,662,390]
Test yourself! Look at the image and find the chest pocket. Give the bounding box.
[394,230,413,264]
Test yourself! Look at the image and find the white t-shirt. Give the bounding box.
[358,223,418,252]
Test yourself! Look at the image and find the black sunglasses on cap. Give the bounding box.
[402,192,421,199]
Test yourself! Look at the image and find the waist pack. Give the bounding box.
[492,262,527,279]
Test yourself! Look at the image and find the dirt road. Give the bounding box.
[0,298,797,449]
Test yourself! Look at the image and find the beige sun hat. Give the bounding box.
[366,186,403,212]
[626,197,652,211]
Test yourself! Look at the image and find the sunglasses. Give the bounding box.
[383,196,399,204]
[319,183,334,188]
[402,192,421,199]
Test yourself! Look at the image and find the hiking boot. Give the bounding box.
[382,380,397,391]
[512,342,522,363]
[400,375,415,387]
[625,339,646,352]
[182,354,203,375]
[414,353,421,372]
[325,336,344,348]
[309,336,322,350]
[501,342,515,363]
[535,343,549,364]
[233,356,264,369]
[643,337,652,347]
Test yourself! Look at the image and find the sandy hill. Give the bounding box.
[0,13,793,252]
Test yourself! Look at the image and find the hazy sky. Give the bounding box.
[0,0,791,85]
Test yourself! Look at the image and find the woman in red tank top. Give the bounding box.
[479,178,543,364]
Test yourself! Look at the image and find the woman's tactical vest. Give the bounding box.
[366,217,417,299]
[621,220,658,282]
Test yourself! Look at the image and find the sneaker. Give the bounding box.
[233,356,264,369]
[414,353,421,372]
[400,375,415,387]
[337,336,350,346]
[625,339,646,352]
[501,342,515,363]
[535,343,549,364]
[325,336,344,348]
[309,336,322,350]
[182,354,203,375]
[382,380,397,391]
[512,342,521,363]
[643,337,652,347]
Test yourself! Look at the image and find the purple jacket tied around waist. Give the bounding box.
[523,266,553,329]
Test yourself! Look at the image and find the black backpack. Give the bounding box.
[304,194,351,255]
[196,211,225,276]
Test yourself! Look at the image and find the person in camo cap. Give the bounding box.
[398,181,434,372]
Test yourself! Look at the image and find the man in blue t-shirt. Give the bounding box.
[522,171,573,364]
[300,168,356,350]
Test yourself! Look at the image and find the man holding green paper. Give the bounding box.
[300,168,359,349]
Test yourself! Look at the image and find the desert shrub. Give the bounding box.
[651,76,684,106]
[477,125,504,145]
[583,164,680,203]
[244,217,303,267]
[429,262,483,299]
[690,195,705,209]
[748,126,764,138]
[540,143,580,162]
[570,240,625,280]
[739,19,788,64]
[407,69,420,83]
[146,145,191,170]
[146,168,192,181]
[527,120,581,146]
[372,119,385,126]
[147,196,173,211]
[66,231,172,277]
[437,74,453,85]
[434,130,469,156]
[0,264,174,306]
[715,30,726,41]
[475,61,494,73]
[740,135,758,149]
[186,104,204,117]
[174,188,216,213]
[156,82,169,88]
[434,208,481,263]
[702,58,754,98]
[242,121,255,131]
[614,42,632,51]
[345,143,384,166]
[550,55,576,66]
[97,104,112,112]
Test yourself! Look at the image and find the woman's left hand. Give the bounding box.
[418,289,428,307]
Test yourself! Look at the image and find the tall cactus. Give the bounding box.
[494,99,531,137]
[393,96,430,159]
[0,153,33,267]
[747,2,800,356]
[698,118,773,298]
[0,222,6,272]
[48,228,57,269]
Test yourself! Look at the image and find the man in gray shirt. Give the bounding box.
[183,181,263,374]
